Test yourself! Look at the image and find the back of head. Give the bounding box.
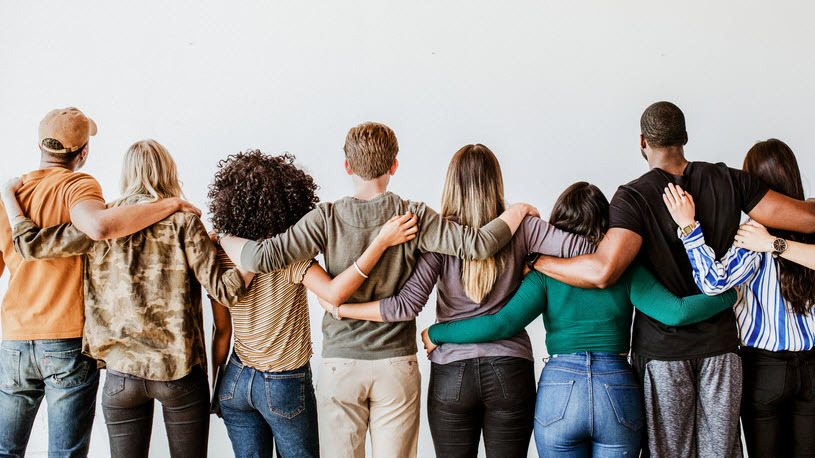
[344,122,399,180]
[116,139,184,206]
[743,138,814,315]
[440,144,506,303]
[38,106,98,164]
[549,182,609,244]
[640,101,688,148]
[208,150,319,240]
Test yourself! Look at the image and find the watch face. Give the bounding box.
[773,238,787,253]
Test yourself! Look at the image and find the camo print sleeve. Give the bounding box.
[12,218,95,260]
[182,215,247,307]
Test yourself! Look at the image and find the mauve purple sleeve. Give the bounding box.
[379,251,444,322]
[522,216,595,258]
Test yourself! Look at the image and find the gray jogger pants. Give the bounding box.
[632,352,743,458]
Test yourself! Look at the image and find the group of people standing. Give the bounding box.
[0,101,813,458]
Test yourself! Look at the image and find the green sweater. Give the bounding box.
[429,264,737,355]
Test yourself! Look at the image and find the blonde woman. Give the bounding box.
[319,144,594,457]
[3,139,251,458]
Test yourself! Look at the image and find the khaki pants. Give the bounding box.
[316,354,421,458]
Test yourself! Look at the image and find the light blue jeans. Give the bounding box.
[217,353,318,458]
[534,352,643,457]
[0,338,99,458]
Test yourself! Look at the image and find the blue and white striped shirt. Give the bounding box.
[680,223,815,352]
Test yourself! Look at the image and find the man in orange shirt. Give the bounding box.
[0,108,199,457]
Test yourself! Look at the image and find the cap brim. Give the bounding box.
[87,118,97,137]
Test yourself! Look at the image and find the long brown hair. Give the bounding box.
[744,138,815,316]
[440,144,506,303]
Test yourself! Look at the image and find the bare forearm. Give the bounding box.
[72,199,187,240]
[321,239,388,305]
[337,302,385,322]
[780,241,815,270]
[535,254,615,289]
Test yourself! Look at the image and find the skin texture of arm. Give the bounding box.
[533,228,642,289]
[680,225,761,294]
[299,213,419,306]
[210,299,232,385]
[417,203,537,261]
[427,270,548,344]
[734,220,815,271]
[748,190,815,233]
[627,263,738,326]
[70,198,201,241]
[324,251,444,322]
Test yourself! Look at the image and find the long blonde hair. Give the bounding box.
[112,139,185,207]
[440,144,505,303]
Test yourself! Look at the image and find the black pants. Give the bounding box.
[428,356,535,458]
[101,366,210,458]
[740,346,815,458]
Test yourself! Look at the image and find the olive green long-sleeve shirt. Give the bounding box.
[240,191,513,360]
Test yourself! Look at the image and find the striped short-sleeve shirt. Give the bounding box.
[218,251,314,372]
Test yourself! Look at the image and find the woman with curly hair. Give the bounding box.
[207,150,417,458]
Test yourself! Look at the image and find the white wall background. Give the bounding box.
[1,1,814,456]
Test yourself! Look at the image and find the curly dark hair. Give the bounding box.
[208,150,319,240]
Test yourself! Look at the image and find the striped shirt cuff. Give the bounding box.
[678,222,705,249]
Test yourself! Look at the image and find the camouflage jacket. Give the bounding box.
[12,198,246,381]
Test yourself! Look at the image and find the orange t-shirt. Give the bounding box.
[0,167,104,340]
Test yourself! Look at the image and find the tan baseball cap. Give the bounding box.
[38,107,97,154]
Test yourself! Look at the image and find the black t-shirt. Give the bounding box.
[610,161,768,360]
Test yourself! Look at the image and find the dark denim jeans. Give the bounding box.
[428,356,536,457]
[534,352,643,457]
[0,338,99,458]
[101,366,210,458]
[217,353,318,458]
[740,346,815,457]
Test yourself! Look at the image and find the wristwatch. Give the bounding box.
[331,304,342,320]
[679,222,697,238]
[525,253,541,270]
[772,238,788,259]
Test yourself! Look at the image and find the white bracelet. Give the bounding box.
[353,261,369,279]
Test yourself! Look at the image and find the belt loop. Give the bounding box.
[586,351,591,367]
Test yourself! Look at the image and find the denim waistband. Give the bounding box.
[229,351,311,375]
[548,352,629,364]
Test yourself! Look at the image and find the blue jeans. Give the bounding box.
[0,338,99,458]
[534,352,643,457]
[217,353,318,458]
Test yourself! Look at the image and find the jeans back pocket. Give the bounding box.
[604,385,643,431]
[0,346,21,388]
[43,348,92,388]
[744,360,786,405]
[264,372,306,419]
[431,362,466,402]
[535,381,574,426]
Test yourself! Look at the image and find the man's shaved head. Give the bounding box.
[640,101,688,148]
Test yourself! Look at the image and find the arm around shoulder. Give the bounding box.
[534,228,641,289]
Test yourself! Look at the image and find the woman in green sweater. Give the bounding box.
[422,182,737,457]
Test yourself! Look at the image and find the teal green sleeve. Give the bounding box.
[628,264,737,326]
[428,271,548,344]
